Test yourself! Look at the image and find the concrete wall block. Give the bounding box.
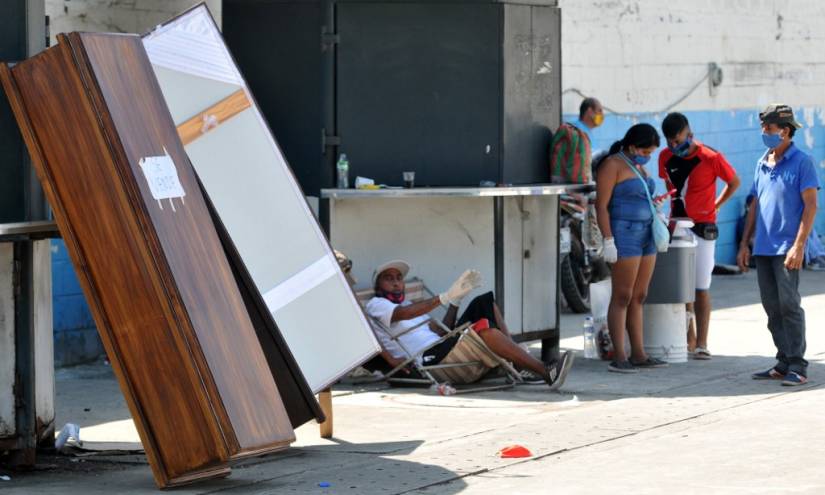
[53,328,105,368]
[53,293,95,332]
[46,0,222,42]
[51,261,84,297]
[560,0,825,113]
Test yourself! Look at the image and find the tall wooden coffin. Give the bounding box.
[0,33,295,488]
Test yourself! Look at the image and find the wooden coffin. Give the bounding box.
[0,33,294,488]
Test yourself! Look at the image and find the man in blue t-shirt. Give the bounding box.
[737,104,820,386]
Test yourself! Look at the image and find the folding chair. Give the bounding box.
[355,279,523,393]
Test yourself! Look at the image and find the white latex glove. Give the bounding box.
[603,237,618,263]
[439,269,482,306]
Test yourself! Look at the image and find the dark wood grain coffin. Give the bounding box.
[0,32,295,488]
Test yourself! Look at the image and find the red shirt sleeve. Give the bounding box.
[714,152,736,183]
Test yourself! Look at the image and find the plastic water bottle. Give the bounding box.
[429,383,456,396]
[583,316,598,359]
[336,153,349,189]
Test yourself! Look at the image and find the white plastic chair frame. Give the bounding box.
[356,279,523,393]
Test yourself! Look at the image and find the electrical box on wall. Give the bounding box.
[224,0,561,195]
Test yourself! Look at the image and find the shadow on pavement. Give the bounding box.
[696,269,825,311]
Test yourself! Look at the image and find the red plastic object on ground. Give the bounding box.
[497,445,532,458]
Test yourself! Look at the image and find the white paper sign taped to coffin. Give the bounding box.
[139,148,186,201]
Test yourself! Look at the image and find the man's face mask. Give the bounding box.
[593,112,604,127]
[762,129,784,149]
[378,289,405,304]
[669,135,693,157]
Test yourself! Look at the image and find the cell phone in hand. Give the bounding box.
[653,189,677,203]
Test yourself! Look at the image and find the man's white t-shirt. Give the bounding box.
[366,297,440,360]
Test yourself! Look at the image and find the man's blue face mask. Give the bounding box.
[762,131,783,149]
[670,137,692,157]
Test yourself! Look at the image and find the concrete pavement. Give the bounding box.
[2,270,824,494]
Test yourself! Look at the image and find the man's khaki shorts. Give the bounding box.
[428,330,502,384]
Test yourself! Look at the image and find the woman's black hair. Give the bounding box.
[607,123,661,155]
[594,123,661,173]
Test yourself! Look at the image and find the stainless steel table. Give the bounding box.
[322,184,591,360]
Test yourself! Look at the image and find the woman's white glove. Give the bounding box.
[439,269,482,306]
[603,237,618,263]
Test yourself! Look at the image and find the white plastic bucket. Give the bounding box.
[642,303,688,363]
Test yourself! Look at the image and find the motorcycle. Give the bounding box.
[559,190,610,313]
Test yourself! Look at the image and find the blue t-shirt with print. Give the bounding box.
[750,142,820,256]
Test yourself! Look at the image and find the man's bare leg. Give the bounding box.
[477,328,546,377]
[492,303,512,338]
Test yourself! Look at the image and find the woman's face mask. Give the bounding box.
[627,146,653,165]
[632,154,651,165]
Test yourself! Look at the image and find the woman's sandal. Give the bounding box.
[629,356,669,368]
[692,347,712,360]
[608,360,639,374]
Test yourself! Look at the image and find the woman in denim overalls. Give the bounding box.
[595,124,668,373]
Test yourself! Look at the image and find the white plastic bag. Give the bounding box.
[589,278,630,360]
[55,423,82,451]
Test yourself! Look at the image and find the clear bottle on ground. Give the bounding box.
[336,153,349,189]
[583,315,598,359]
[429,383,456,396]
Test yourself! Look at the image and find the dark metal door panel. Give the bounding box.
[224,2,325,194]
[501,5,560,184]
[337,2,501,187]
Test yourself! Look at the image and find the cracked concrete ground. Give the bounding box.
[2,270,824,494]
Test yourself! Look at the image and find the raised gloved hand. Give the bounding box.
[602,237,618,263]
[439,269,482,306]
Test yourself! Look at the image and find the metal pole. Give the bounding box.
[494,196,504,314]
[541,195,561,362]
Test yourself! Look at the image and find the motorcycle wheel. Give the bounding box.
[560,254,590,313]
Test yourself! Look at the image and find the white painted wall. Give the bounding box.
[559,0,825,114]
[45,0,222,41]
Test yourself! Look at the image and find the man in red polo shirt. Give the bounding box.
[659,112,741,359]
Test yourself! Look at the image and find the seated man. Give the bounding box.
[365,260,574,390]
